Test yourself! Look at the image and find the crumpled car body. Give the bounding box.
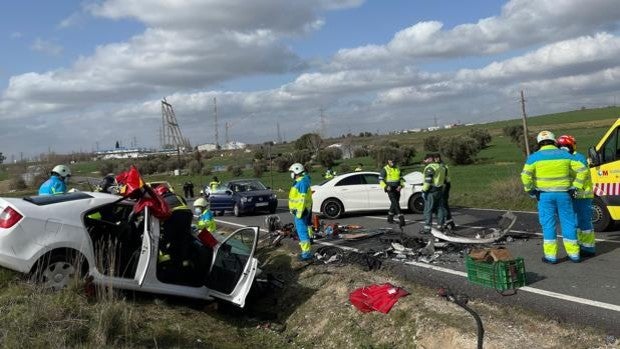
[0,191,259,307]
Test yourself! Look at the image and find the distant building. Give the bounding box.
[94,148,150,160]
[197,143,218,152]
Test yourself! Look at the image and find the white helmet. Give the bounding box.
[193,197,208,208]
[51,164,71,178]
[536,130,556,144]
[289,163,305,175]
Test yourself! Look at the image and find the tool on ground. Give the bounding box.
[264,215,297,246]
[430,211,517,244]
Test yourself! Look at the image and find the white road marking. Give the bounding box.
[216,218,620,314]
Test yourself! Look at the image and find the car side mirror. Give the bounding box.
[225,189,233,196]
[588,146,600,167]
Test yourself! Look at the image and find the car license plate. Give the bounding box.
[255,202,268,207]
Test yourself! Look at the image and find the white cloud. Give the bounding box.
[30,38,63,56]
[1,0,620,157]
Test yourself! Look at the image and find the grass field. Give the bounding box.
[2,106,619,212]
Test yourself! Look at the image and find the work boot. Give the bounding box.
[387,215,395,224]
[541,257,557,265]
[298,252,313,262]
[398,215,405,227]
[445,219,455,230]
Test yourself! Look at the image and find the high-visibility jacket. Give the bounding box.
[324,169,336,179]
[379,165,403,189]
[209,181,220,191]
[289,174,313,218]
[38,175,67,195]
[197,208,216,232]
[573,152,593,199]
[521,145,587,192]
[422,163,446,191]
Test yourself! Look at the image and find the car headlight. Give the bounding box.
[270,194,277,200]
[241,197,248,203]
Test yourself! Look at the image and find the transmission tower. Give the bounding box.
[161,99,191,150]
[213,97,220,149]
[277,121,282,143]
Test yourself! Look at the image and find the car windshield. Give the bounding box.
[229,180,267,192]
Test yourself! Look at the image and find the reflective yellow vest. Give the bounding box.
[379,165,403,189]
[289,174,313,218]
[521,145,587,192]
[422,163,446,191]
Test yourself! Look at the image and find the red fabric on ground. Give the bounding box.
[349,283,409,314]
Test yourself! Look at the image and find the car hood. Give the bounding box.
[403,171,424,185]
[237,189,274,197]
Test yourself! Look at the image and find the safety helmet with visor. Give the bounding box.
[289,163,305,179]
[193,197,209,215]
[51,164,71,179]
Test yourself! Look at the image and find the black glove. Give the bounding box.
[528,190,539,200]
[568,188,577,199]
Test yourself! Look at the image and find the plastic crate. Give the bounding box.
[465,256,526,292]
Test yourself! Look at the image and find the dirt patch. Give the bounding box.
[250,245,617,349]
[0,180,10,193]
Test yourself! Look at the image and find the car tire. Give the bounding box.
[234,203,242,217]
[269,205,277,214]
[32,251,86,291]
[322,198,344,219]
[408,193,425,214]
[592,197,612,232]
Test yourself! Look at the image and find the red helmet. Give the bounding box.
[153,184,169,196]
[557,135,576,152]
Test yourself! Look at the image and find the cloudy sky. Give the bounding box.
[1,0,619,159]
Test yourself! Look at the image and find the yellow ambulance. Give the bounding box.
[588,118,620,231]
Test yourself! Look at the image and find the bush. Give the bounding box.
[423,135,441,152]
[340,164,351,173]
[503,125,536,154]
[274,156,292,173]
[467,128,492,149]
[291,150,312,165]
[353,147,369,157]
[439,136,481,165]
[253,161,267,177]
[99,162,117,177]
[201,166,212,176]
[254,147,265,160]
[188,160,202,175]
[9,175,27,190]
[317,148,343,168]
[370,146,414,167]
[227,165,243,177]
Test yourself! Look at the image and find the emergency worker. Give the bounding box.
[193,198,219,249]
[354,163,363,172]
[436,154,454,229]
[324,167,336,180]
[39,165,71,195]
[155,185,193,266]
[521,131,588,263]
[379,158,405,226]
[421,154,446,233]
[209,176,221,191]
[288,163,314,261]
[557,134,595,256]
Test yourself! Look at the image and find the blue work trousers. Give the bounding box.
[538,192,579,262]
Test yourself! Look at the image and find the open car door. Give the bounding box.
[134,207,153,286]
[205,226,259,307]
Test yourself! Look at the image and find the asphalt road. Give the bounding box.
[211,199,620,336]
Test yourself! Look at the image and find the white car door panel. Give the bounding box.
[333,175,368,211]
[363,174,391,210]
[134,207,153,286]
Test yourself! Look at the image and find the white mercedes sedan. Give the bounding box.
[311,171,425,219]
[0,191,259,307]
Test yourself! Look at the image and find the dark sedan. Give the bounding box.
[208,179,278,216]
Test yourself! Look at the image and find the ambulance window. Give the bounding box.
[602,127,620,163]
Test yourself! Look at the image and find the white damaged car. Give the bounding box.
[0,191,259,307]
[311,171,425,219]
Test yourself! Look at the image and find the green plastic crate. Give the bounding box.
[465,256,526,292]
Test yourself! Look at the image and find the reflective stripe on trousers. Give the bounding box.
[538,191,580,262]
[573,198,595,253]
[294,214,312,254]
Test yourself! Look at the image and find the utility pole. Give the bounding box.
[213,97,220,149]
[225,122,229,146]
[319,107,326,138]
[276,122,282,144]
[520,90,531,157]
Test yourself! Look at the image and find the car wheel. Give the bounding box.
[234,203,242,217]
[592,197,612,232]
[408,193,425,214]
[322,198,344,219]
[32,252,86,291]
